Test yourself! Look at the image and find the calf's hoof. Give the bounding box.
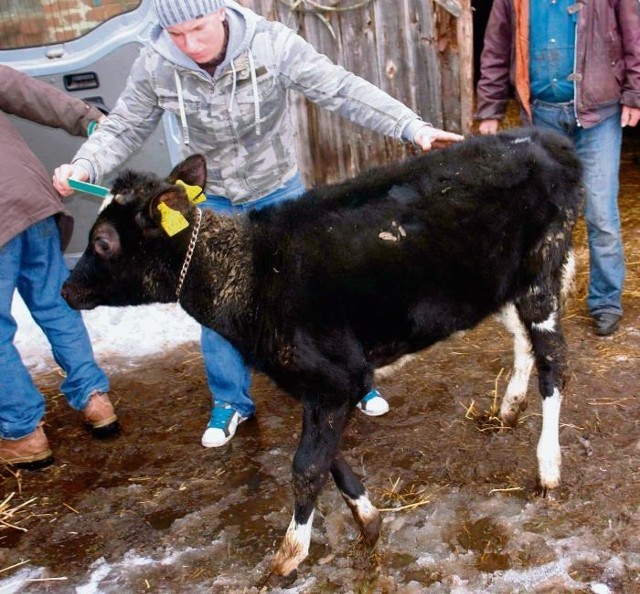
[257,568,297,590]
[537,447,561,495]
[537,474,561,497]
[345,493,382,548]
[499,410,520,428]
[361,512,382,549]
[536,461,561,497]
[499,399,528,427]
[536,479,560,498]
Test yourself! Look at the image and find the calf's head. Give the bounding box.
[62,154,207,310]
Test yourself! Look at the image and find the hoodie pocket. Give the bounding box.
[233,68,277,103]
[232,70,283,138]
[156,91,202,116]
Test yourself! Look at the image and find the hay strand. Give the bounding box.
[375,479,448,512]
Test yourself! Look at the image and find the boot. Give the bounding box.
[83,391,120,437]
[0,424,53,469]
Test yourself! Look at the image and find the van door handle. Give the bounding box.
[64,72,100,91]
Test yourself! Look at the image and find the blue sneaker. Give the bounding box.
[356,389,390,416]
[201,404,247,448]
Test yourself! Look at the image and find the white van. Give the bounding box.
[0,0,180,264]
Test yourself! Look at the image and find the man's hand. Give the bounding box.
[413,125,464,151]
[621,105,640,128]
[478,119,500,135]
[52,163,90,197]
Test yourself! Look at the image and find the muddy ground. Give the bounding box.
[1,131,639,593]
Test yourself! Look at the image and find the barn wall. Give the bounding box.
[244,0,473,186]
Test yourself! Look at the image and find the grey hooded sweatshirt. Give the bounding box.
[72,1,431,203]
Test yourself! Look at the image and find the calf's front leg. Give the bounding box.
[270,401,350,578]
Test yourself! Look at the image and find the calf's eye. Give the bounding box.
[94,237,112,257]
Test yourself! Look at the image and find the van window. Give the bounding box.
[0,0,141,50]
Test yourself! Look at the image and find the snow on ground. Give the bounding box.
[12,292,200,375]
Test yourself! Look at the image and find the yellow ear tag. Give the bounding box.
[157,202,189,236]
[175,179,205,204]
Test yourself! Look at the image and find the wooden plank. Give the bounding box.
[457,0,474,134]
[435,2,461,132]
[413,1,444,128]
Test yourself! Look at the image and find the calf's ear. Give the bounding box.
[151,188,188,214]
[136,188,192,238]
[167,154,207,188]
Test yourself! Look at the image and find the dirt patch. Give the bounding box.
[1,131,639,593]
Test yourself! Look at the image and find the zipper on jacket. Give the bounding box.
[569,3,581,127]
[172,67,217,146]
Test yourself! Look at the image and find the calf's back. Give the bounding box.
[244,128,582,366]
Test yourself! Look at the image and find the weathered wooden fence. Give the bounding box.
[245,0,473,185]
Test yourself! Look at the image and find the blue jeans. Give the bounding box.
[531,100,624,316]
[199,173,306,417]
[0,217,109,439]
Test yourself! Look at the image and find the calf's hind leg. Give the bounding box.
[497,252,575,427]
[516,293,568,492]
[497,303,535,426]
[331,452,381,546]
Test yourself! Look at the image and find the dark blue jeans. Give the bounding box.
[0,216,109,439]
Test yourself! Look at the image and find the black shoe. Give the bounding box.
[592,313,621,336]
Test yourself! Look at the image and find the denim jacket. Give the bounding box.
[475,0,640,128]
[74,2,429,203]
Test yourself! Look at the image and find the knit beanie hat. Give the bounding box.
[153,0,231,28]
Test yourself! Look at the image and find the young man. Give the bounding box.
[0,65,119,469]
[475,0,640,337]
[53,0,463,448]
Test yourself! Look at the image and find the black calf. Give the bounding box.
[61,128,583,578]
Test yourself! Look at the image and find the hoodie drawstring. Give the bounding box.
[174,69,190,146]
[229,59,237,113]
[248,50,261,136]
[173,55,262,144]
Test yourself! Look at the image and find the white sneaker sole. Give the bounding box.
[201,415,247,448]
[356,399,390,417]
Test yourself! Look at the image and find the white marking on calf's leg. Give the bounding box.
[537,388,562,490]
[271,510,315,577]
[343,492,381,546]
[561,250,577,304]
[532,311,558,333]
[498,305,534,425]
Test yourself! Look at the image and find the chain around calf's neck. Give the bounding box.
[175,208,202,301]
